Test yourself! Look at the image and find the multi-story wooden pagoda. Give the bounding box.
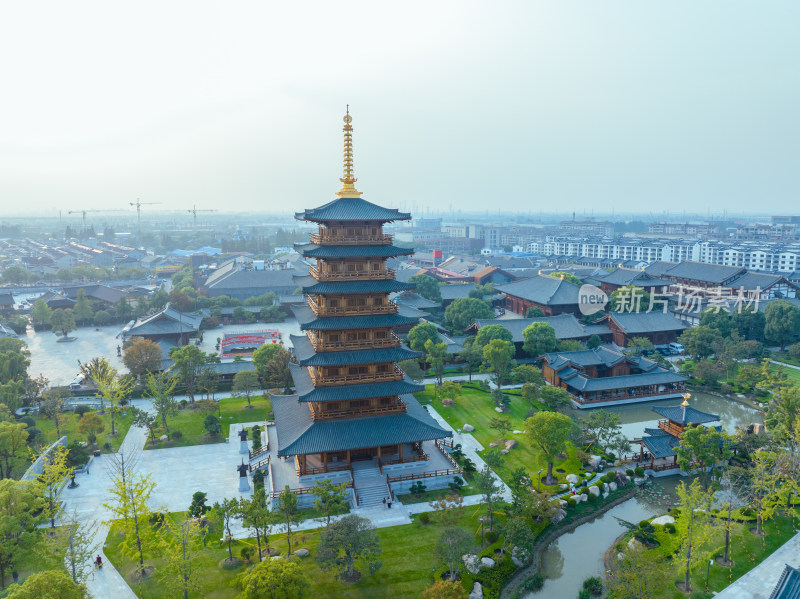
[272,109,452,479]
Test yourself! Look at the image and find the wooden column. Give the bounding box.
[399,444,403,460]
[322,452,327,472]
[346,449,351,465]
[377,446,381,459]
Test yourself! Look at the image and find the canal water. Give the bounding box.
[525,393,763,598]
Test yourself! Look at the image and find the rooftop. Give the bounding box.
[295,197,411,223]
[496,274,581,306]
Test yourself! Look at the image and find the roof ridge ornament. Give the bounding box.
[337,105,363,198]
[681,392,691,407]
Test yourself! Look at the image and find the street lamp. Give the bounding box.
[479,517,485,547]
[706,558,713,591]
[537,468,543,492]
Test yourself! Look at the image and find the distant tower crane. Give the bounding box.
[188,205,217,228]
[67,209,124,230]
[129,198,161,232]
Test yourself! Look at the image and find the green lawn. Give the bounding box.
[415,385,583,491]
[770,363,800,384]
[105,506,499,599]
[143,395,272,450]
[34,407,134,451]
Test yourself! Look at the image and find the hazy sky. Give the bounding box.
[1,1,798,218]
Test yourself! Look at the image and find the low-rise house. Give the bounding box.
[121,305,203,346]
[495,273,582,316]
[604,311,689,347]
[201,258,299,301]
[541,346,688,408]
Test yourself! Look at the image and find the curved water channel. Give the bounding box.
[524,392,764,598]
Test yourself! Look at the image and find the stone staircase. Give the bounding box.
[352,463,389,508]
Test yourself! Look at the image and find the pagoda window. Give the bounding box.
[376,364,389,373]
[348,297,366,307]
[329,298,339,307]
[329,262,340,272]
[327,367,341,376]
[380,397,393,405]
[347,227,356,236]
[374,331,387,339]
[371,262,381,271]
[328,333,340,342]
[348,366,368,375]
[372,297,383,306]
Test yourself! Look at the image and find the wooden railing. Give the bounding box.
[296,460,352,477]
[573,386,686,405]
[307,297,397,317]
[309,334,401,352]
[249,455,270,473]
[310,402,407,420]
[269,480,356,500]
[310,365,405,386]
[387,468,462,483]
[435,439,461,470]
[386,474,395,501]
[650,462,681,472]
[309,266,396,282]
[249,445,269,461]
[658,419,685,438]
[379,451,429,468]
[310,232,393,246]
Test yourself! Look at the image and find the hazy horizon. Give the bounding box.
[1,1,798,217]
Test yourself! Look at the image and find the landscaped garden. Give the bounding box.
[142,395,272,450]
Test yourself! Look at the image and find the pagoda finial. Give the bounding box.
[337,105,362,198]
[681,392,691,407]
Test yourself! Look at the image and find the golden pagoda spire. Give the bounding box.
[681,392,691,407]
[337,105,362,198]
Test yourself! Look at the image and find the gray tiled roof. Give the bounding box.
[439,283,478,301]
[272,393,450,456]
[726,271,797,291]
[564,369,688,392]
[652,403,719,425]
[390,291,441,310]
[204,264,297,290]
[607,311,688,334]
[646,260,745,284]
[544,346,628,370]
[292,303,419,330]
[472,313,609,342]
[289,362,424,402]
[290,334,421,366]
[294,275,414,295]
[295,197,411,223]
[295,243,413,259]
[593,269,668,288]
[123,305,203,337]
[496,274,581,306]
[641,433,680,459]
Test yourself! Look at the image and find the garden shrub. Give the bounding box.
[664,523,676,534]
[638,520,650,528]
[484,530,498,543]
[25,427,42,444]
[518,573,544,594]
[567,497,577,507]
[626,468,634,476]
[579,590,590,599]
[19,416,35,429]
[418,512,431,525]
[171,430,183,440]
[582,576,603,596]
[240,546,253,561]
[74,405,90,417]
[634,466,644,477]
[474,551,516,599]
[586,492,598,503]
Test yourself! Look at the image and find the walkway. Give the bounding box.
[714,531,800,598]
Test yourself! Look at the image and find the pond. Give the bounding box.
[524,393,764,598]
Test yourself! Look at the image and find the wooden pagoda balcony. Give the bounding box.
[309,265,396,281]
[308,297,398,317]
[309,333,402,352]
[309,365,405,386]
[657,419,685,439]
[310,232,394,245]
[309,401,407,420]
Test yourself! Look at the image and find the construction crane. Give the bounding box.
[129,198,161,232]
[188,205,217,228]
[67,209,124,229]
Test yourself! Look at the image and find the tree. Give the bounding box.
[77,412,104,444]
[522,322,558,357]
[189,491,210,518]
[580,410,622,451]
[240,487,273,561]
[213,497,240,561]
[474,324,513,349]
[501,517,536,562]
[233,370,259,408]
[732,450,779,537]
[145,371,178,431]
[675,478,714,593]
[434,527,473,581]
[679,326,723,360]
[625,336,655,357]
[237,559,309,599]
[168,290,194,312]
[203,414,221,437]
[169,345,209,403]
[40,388,67,439]
[398,359,424,383]
[311,479,350,526]
[676,426,732,490]
[123,338,163,379]
[482,339,515,389]
[1,265,33,286]
[428,494,464,527]
[717,472,744,566]
[94,369,133,437]
[38,444,73,528]
[469,283,495,300]
[316,514,382,580]
[525,306,544,318]
[423,580,468,599]
[474,466,503,533]
[0,479,46,588]
[54,508,99,585]
[276,485,300,556]
[438,380,462,403]
[252,344,282,383]
[407,323,442,355]
[557,339,584,352]
[0,421,28,479]
[265,347,293,393]
[150,288,169,311]
[50,308,76,338]
[525,411,575,484]
[103,450,155,577]
[605,544,672,599]
[586,334,602,349]
[160,514,204,599]
[409,274,442,303]
[444,297,494,332]
[549,271,582,286]
[425,339,448,385]
[31,299,52,328]
[513,364,544,385]
[4,570,89,599]
[458,344,484,382]
[539,385,572,411]
[764,299,800,351]
[132,406,159,446]
[732,306,766,341]
[198,366,221,399]
[609,286,650,313]
[489,416,512,442]
[72,290,93,326]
